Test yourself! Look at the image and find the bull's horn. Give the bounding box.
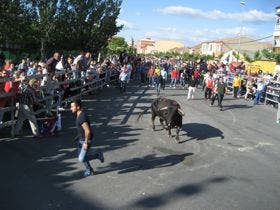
[159,106,168,111]
[178,108,185,116]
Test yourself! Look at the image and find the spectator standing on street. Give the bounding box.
[153,71,162,96]
[160,67,167,90]
[204,74,213,100]
[187,75,196,100]
[254,78,265,105]
[244,77,253,101]
[193,66,200,88]
[170,66,179,88]
[14,78,42,137]
[147,65,155,87]
[119,67,128,94]
[210,79,219,106]
[70,99,104,177]
[216,77,227,111]
[232,74,241,98]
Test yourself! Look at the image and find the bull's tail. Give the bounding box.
[136,107,149,122]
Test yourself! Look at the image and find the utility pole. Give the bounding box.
[238,1,246,60]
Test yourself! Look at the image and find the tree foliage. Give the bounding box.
[253,50,261,61]
[107,36,128,54]
[261,49,274,60]
[0,0,123,59]
[243,52,253,63]
[0,0,35,52]
[274,53,280,64]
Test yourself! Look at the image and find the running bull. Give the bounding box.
[137,97,185,142]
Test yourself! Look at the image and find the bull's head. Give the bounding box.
[159,106,185,116]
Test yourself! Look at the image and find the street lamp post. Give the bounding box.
[238,1,246,60]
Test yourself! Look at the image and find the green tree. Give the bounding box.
[27,0,61,59]
[253,50,261,61]
[60,0,122,54]
[274,53,280,64]
[243,52,253,63]
[261,49,274,60]
[0,0,35,54]
[107,36,128,54]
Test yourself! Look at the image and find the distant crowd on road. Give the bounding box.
[1,51,280,137]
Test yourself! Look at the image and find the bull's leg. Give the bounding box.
[151,114,156,131]
[175,127,180,142]
[164,120,168,130]
[168,126,171,138]
[159,118,165,129]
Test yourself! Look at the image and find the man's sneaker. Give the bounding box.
[83,170,94,177]
[99,152,104,163]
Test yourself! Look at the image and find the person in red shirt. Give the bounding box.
[193,66,200,88]
[170,66,179,88]
[0,71,13,123]
[204,74,213,100]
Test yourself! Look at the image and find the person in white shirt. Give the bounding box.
[254,79,265,105]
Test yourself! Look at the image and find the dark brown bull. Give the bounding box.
[137,97,185,142]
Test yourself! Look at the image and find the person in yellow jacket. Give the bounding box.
[232,74,241,98]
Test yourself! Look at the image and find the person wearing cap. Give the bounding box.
[14,78,42,137]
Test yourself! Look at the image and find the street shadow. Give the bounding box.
[0,83,151,210]
[181,123,224,142]
[95,153,193,175]
[222,104,253,111]
[128,176,229,209]
[0,135,107,210]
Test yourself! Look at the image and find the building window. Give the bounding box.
[209,44,212,52]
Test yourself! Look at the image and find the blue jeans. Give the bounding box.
[120,80,127,93]
[254,91,263,105]
[155,83,161,96]
[148,76,154,86]
[170,78,177,87]
[78,139,101,172]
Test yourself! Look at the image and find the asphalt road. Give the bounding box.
[1,82,280,210]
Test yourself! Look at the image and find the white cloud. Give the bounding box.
[117,19,135,29]
[158,6,274,22]
[135,12,141,16]
[143,26,256,45]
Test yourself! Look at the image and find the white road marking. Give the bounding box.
[228,110,236,125]
[215,142,273,152]
[238,142,273,152]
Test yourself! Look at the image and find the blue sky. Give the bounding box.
[116,0,279,46]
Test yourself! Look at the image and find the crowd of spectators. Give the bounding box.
[1,51,280,136]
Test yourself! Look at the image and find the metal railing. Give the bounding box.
[0,70,119,137]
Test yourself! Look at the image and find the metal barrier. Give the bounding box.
[0,70,119,137]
